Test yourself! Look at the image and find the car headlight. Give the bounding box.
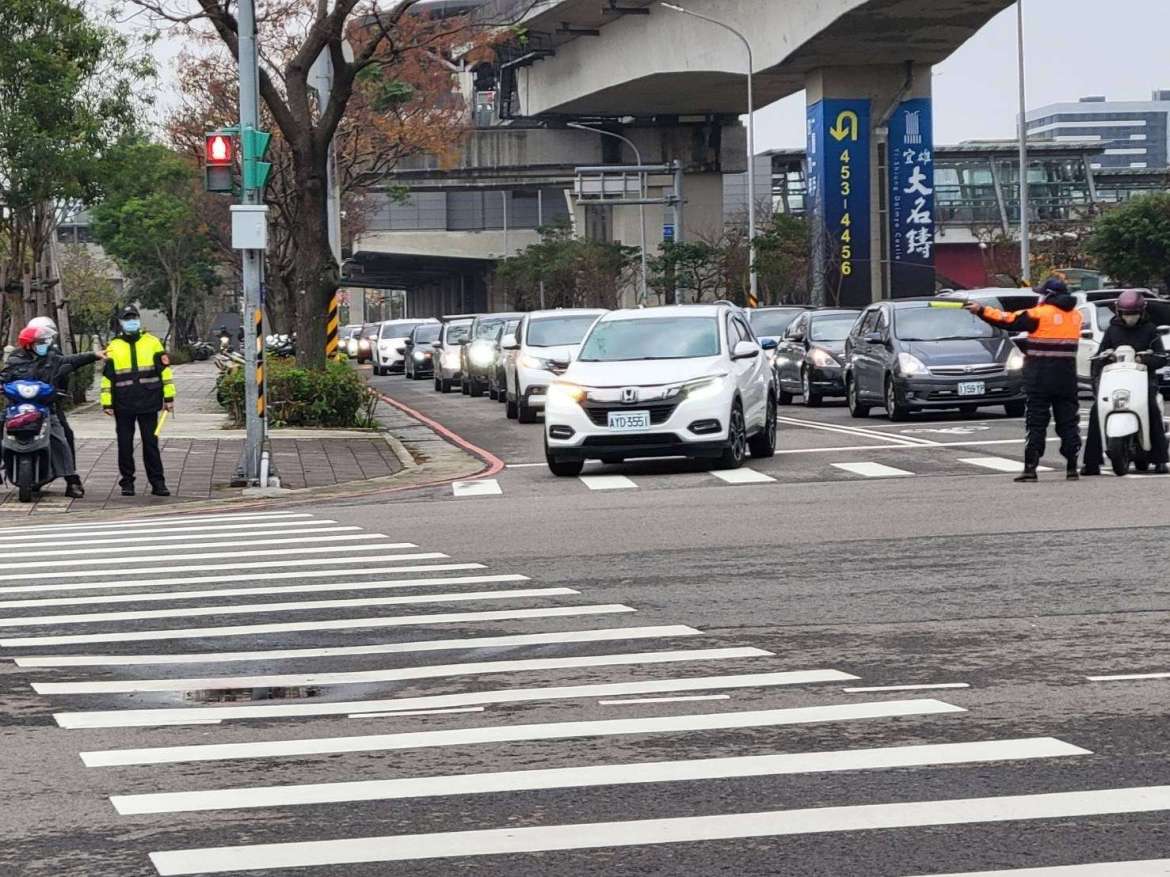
[897,352,929,376]
[663,375,727,402]
[442,350,461,367]
[1112,389,1131,409]
[1006,348,1025,372]
[519,354,553,371]
[469,344,496,368]
[547,382,586,404]
[359,339,370,350]
[808,347,840,368]
[413,350,426,361]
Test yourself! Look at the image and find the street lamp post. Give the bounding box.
[1016,0,1031,286]
[660,3,758,307]
[568,122,649,306]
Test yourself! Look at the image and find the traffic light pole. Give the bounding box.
[237,0,265,484]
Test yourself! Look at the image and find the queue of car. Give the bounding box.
[360,288,1168,475]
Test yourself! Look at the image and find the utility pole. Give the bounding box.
[1016,0,1031,286]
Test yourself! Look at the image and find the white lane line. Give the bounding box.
[0,562,484,596]
[14,625,701,668]
[0,532,381,561]
[844,683,971,693]
[6,605,637,649]
[0,553,444,584]
[777,415,935,447]
[452,480,502,497]
[0,522,353,546]
[115,737,1088,816]
[146,784,1170,873]
[82,698,957,767]
[959,456,1054,473]
[600,695,730,706]
[831,462,915,478]
[709,469,776,485]
[1087,672,1170,682]
[58,669,858,730]
[579,475,638,490]
[34,647,771,695]
[2,587,578,630]
[505,463,546,469]
[0,511,310,536]
[0,573,530,610]
[1,542,419,571]
[349,707,486,719]
[906,860,1170,876]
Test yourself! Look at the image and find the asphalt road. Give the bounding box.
[3,367,1170,877]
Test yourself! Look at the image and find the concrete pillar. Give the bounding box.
[805,64,933,306]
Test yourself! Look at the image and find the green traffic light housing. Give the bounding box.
[242,126,272,192]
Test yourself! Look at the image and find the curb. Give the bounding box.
[373,390,505,480]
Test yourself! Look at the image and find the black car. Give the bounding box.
[489,318,521,402]
[773,308,860,406]
[844,298,1027,421]
[403,322,441,379]
[461,312,524,397]
[744,306,810,346]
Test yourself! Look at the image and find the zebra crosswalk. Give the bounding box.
[0,508,1164,875]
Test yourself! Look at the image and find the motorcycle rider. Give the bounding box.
[101,305,175,497]
[25,316,78,462]
[966,277,1083,482]
[1081,290,1170,476]
[1,324,103,498]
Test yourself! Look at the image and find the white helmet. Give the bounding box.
[27,316,58,337]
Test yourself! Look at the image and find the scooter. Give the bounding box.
[1092,346,1166,475]
[2,380,57,502]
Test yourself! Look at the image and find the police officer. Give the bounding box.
[1081,290,1170,476]
[101,306,175,496]
[965,277,1083,482]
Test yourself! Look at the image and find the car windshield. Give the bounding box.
[749,309,804,337]
[361,325,379,339]
[527,315,600,347]
[444,322,471,344]
[810,314,857,342]
[380,321,423,339]
[894,307,996,341]
[413,324,439,343]
[475,319,505,339]
[578,317,721,362]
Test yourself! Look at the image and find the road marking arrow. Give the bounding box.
[830,110,860,141]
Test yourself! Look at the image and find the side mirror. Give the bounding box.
[456,338,468,346]
[789,333,805,343]
[1081,330,1094,340]
[864,331,884,345]
[760,338,778,351]
[501,340,520,351]
[732,340,760,360]
[396,345,406,354]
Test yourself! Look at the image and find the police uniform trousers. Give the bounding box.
[115,410,165,488]
[1022,360,1081,470]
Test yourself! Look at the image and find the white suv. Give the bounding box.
[503,309,607,423]
[543,304,778,476]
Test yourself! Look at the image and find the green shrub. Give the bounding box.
[216,359,374,428]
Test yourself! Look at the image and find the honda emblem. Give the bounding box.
[621,387,639,404]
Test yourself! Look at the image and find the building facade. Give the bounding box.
[1026,91,1170,171]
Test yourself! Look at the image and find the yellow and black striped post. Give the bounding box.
[325,292,340,359]
[254,307,266,420]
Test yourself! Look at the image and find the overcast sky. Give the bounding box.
[756,0,1169,150]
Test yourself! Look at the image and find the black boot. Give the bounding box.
[151,482,170,497]
[64,477,84,499]
[1014,469,1038,483]
[1066,462,1079,481]
[1156,463,1169,475]
[1080,465,1101,476]
[121,482,135,497]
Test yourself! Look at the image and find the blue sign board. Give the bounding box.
[888,97,936,296]
[807,99,871,307]
[663,223,675,243]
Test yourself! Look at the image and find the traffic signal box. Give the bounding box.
[203,127,272,195]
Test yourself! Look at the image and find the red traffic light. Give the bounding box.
[205,134,233,166]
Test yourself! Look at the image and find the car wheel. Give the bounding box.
[434,377,442,392]
[778,386,794,405]
[748,395,777,459]
[545,437,584,477]
[438,378,452,394]
[847,377,870,418]
[461,379,470,396]
[715,401,747,470]
[488,385,499,401]
[518,393,538,424]
[1004,401,1026,417]
[506,393,518,419]
[885,378,910,422]
[801,369,822,407]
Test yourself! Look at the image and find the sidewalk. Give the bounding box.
[0,360,481,516]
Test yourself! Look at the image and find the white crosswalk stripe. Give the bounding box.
[0,508,1146,875]
[831,461,915,478]
[452,479,503,497]
[579,474,638,490]
[959,456,1055,473]
[709,468,776,484]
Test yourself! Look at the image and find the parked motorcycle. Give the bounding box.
[1092,346,1166,475]
[190,340,214,361]
[2,380,57,502]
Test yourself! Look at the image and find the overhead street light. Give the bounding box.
[568,122,650,306]
[660,2,759,307]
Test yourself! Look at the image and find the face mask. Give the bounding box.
[33,343,50,357]
[121,319,141,334]
[1122,314,1141,327]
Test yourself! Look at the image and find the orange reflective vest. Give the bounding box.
[978,303,1082,360]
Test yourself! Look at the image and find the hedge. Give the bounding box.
[216,358,376,428]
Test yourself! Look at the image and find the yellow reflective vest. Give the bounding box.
[100,332,175,414]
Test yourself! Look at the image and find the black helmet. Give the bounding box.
[1037,277,1068,298]
[119,304,140,320]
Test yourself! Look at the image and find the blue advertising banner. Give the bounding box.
[807,99,871,307]
[888,97,936,296]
